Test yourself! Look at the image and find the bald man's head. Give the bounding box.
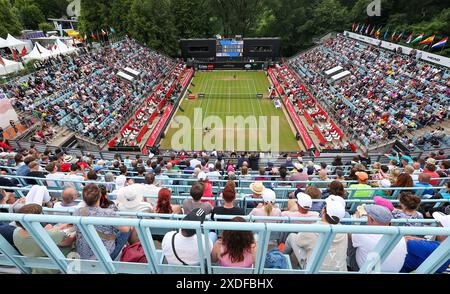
[62,187,78,204]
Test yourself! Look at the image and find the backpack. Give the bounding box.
[120,242,148,263]
[264,249,288,269]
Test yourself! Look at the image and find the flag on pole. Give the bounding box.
[352,22,356,32]
[11,48,18,61]
[419,35,435,45]
[406,33,414,44]
[411,33,424,44]
[110,27,116,34]
[390,31,396,42]
[359,24,366,34]
[365,24,371,35]
[383,28,389,40]
[102,29,106,36]
[21,46,27,57]
[0,57,4,67]
[355,24,360,33]
[431,37,448,49]
[370,26,376,36]
[375,27,382,39]
[395,32,404,42]
[84,34,87,42]
[91,32,96,40]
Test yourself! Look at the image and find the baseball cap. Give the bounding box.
[326,195,346,209]
[324,200,345,220]
[364,205,393,224]
[355,172,369,181]
[262,189,276,203]
[296,192,312,209]
[183,208,206,237]
[433,212,450,228]
[373,196,394,212]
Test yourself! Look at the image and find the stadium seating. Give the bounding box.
[288,34,449,148]
[4,37,179,144]
[0,213,449,274]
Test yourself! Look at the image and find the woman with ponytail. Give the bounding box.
[249,188,281,222]
[154,188,182,214]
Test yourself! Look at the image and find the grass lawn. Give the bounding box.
[160,70,301,152]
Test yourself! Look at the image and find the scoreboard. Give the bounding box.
[216,39,244,57]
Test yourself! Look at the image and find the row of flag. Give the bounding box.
[351,23,448,50]
[83,27,116,43]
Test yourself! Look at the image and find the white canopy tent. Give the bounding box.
[1,34,27,49]
[23,43,54,63]
[0,57,24,76]
[54,39,77,55]
[0,37,6,48]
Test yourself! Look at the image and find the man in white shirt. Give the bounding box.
[45,162,66,190]
[162,208,213,265]
[206,163,221,182]
[53,187,80,213]
[115,165,127,189]
[144,173,162,205]
[64,164,85,189]
[190,154,201,169]
[349,205,407,273]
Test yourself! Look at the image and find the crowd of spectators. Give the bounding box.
[0,145,449,273]
[288,34,449,147]
[1,37,177,144]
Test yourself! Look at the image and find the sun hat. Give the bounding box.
[116,185,147,210]
[249,181,265,195]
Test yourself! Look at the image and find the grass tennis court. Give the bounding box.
[160,71,301,152]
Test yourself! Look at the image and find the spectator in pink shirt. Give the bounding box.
[282,192,320,223]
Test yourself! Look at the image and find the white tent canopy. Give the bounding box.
[0,37,6,48]
[0,34,27,48]
[0,57,24,76]
[23,43,54,62]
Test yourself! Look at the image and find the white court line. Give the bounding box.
[251,79,264,116]
[247,80,257,117]
[193,74,207,127]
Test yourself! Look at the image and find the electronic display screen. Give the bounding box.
[216,39,244,57]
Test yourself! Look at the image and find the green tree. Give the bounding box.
[0,0,22,37]
[127,0,178,56]
[35,0,69,19]
[38,21,54,33]
[210,0,264,36]
[13,0,46,30]
[79,0,111,34]
[110,0,132,34]
[171,0,217,39]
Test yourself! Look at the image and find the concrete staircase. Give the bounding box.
[48,126,74,146]
[403,120,450,140]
